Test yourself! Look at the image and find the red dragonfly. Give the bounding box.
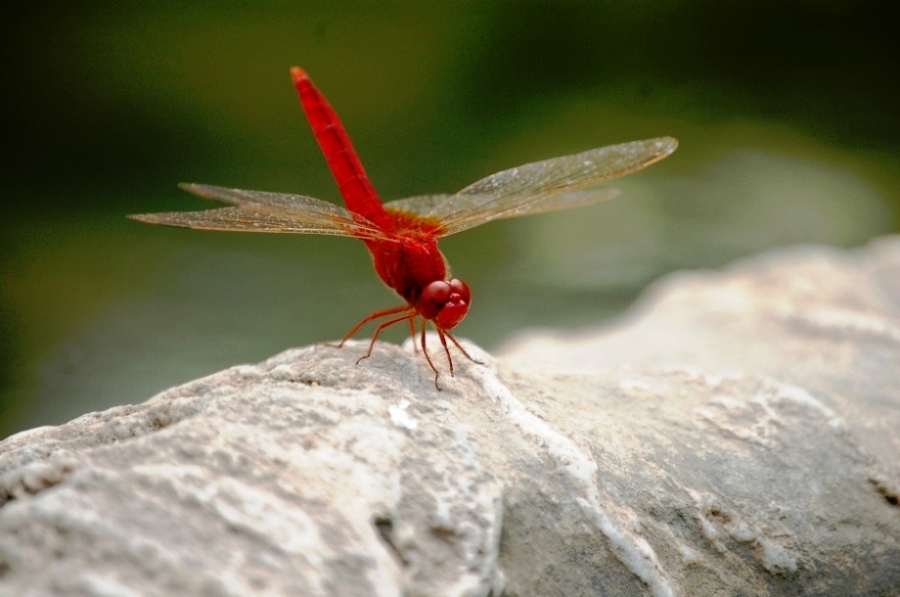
[130,68,677,387]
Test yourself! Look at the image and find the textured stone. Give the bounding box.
[1,236,899,596]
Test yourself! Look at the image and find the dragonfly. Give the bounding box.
[130,67,677,388]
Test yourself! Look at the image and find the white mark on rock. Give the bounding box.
[619,377,652,392]
[710,394,746,410]
[388,399,417,431]
[664,366,729,388]
[689,488,799,576]
[723,517,757,543]
[76,574,142,597]
[768,381,843,430]
[679,544,702,566]
[477,369,675,597]
[760,537,799,575]
[689,490,723,548]
[791,306,900,347]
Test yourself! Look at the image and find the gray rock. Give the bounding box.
[1,237,899,596]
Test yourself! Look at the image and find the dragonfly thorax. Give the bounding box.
[416,279,471,330]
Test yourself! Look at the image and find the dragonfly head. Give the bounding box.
[417,278,471,330]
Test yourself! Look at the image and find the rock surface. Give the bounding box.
[1,236,899,597]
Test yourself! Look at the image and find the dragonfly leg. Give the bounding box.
[408,318,418,352]
[420,321,442,390]
[443,329,484,366]
[435,328,454,377]
[419,324,483,390]
[357,311,417,365]
[331,304,414,348]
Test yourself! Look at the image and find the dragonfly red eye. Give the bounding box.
[418,279,471,330]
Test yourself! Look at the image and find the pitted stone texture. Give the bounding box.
[2,236,899,596]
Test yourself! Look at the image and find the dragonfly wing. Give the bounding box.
[491,187,622,219]
[129,183,392,240]
[383,194,452,217]
[129,206,380,237]
[425,136,677,237]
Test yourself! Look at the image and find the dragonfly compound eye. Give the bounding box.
[418,279,471,329]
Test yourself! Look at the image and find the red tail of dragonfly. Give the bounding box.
[130,67,677,388]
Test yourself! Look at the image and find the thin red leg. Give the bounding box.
[435,328,454,376]
[417,322,484,390]
[333,304,414,348]
[408,318,418,352]
[332,305,480,390]
[420,320,441,389]
[357,311,417,365]
[442,329,482,365]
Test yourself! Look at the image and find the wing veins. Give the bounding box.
[421,137,677,236]
[129,183,392,240]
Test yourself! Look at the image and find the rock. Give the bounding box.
[1,237,899,597]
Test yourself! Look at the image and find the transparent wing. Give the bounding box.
[383,194,452,217]
[420,136,677,237]
[484,187,622,218]
[128,183,392,240]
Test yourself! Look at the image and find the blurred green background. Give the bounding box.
[2,1,898,436]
